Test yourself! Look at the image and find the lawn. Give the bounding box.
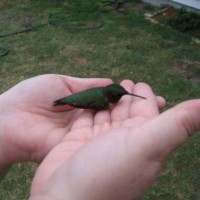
[0,0,200,199]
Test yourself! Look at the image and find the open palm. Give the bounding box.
[0,74,112,164]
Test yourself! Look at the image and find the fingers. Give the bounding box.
[94,110,111,125]
[129,83,161,119]
[60,76,113,93]
[156,96,166,109]
[70,110,94,130]
[139,100,200,162]
[111,80,135,122]
[110,81,166,125]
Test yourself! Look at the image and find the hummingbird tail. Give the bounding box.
[53,99,65,106]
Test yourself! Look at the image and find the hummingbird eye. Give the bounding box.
[106,92,123,103]
[104,84,127,104]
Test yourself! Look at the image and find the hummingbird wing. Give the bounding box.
[86,99,109,110]
[53,87,109,110]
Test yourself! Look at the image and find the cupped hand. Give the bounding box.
[0,74,112,164]
[29,80,198,200]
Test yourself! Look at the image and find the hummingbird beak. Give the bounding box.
[127,93,146,99]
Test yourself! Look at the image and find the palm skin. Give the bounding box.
[0,74,112,165]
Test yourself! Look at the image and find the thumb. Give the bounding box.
[140,100,200,161]
[60,75,113,93]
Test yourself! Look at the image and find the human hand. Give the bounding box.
[0,74,112,167]
[28,80,200,200]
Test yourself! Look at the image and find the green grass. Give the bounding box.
[1,0,200,199]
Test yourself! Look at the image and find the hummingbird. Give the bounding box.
[53,83,146,110]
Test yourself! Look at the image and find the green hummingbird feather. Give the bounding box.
[53,84,146,110]
[53,86,109,110]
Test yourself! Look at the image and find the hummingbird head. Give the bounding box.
[103,84,129,103]
[103,84,146,104]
